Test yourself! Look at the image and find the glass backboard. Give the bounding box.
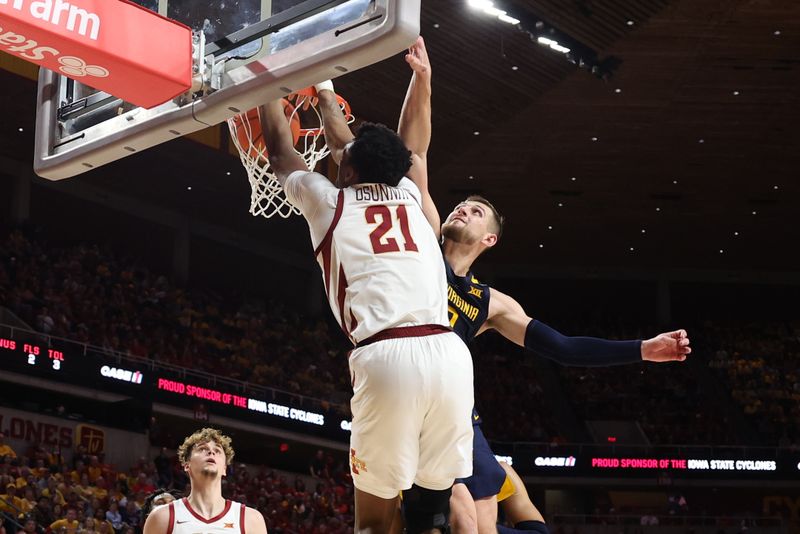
[34,0,420,180]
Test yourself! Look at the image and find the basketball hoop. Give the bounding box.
[227,87,354,219]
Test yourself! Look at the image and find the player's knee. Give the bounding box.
[449,485,478,534]
[403,485,453,534]
[473,497,499,534]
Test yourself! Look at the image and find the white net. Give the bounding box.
[227,92,353,219]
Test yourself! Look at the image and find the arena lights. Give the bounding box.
[467,0,520,25]
[467,0,620,79]
[537,36,570,54]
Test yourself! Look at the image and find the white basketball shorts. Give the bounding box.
[347,329,474,499]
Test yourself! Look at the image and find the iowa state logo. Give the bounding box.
[75,424,105,454]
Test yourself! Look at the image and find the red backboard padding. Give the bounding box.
[0,0,192,108]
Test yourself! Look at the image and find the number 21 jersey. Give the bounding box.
[283,171,448,345]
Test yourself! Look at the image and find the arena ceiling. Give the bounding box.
[1,0,799,277]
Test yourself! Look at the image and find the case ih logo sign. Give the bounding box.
[100,365,143,384]
[535,456,576,468]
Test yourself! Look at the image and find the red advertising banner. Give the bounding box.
[0,0,192,108]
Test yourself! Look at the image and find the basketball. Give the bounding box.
[230,100,301,162]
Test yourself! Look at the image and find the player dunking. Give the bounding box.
[143,429,267,534]
[392,37,691,534]
[259,84,474,534]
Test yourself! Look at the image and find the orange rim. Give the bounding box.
[289,86,353,136]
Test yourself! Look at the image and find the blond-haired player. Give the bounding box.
[143,429,267,534]
[395,36,691,534]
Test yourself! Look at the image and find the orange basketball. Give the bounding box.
[231,99,301,161]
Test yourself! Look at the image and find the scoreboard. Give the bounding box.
[0,328,351,442]
[0,336,66,374]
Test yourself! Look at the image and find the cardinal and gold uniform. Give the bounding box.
[284,170,474,499]
[167,498,244,534]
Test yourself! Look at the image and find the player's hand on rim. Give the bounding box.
[405,36,431,78]
[641,329,691,362]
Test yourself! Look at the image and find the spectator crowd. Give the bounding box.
[0,436,354,534]
[1,228,798,449]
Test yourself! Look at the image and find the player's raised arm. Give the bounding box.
[484,288,691,364]
[315,81,355,166]
[397,36,440,236]
[258,100,308,185]
[398,36,432,159]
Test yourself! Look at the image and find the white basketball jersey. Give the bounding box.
[167,498,245,534]
[283,172,448,345]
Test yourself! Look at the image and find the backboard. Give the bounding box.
[34,0,420,180]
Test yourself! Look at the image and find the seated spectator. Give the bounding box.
[30,496,54,527]
[90,477,108,502]
[50,507,80,534]
[18,486,36,516]
[81,517,99,534]
[87,457,107,484]
[20,518,37,534]
[42,478,65,506]
[0,434,16,461]
[0,483,23,516]
[105,501,123,532]
[120,501,140,531]
[130,474,154,496]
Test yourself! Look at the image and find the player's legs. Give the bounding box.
[410,332,474,533]
[475,495,500,534]
[402,484,454,534]
[457,424,507,534]
[450,483,479,534]
[415,333,474,487]
[355,489,400,534]
[348,341,426,523]
[498,463,546,527]
[387,499,404,534]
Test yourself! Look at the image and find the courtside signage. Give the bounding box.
[156,377,326,427]
[590,457,777,471]
[100,365,143,384]
[0,0,191,108]
[535,455,576,467]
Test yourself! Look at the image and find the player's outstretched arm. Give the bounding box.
[245,507,268,534]
[398,36,432,158]
[258,100,308,185]
[315,81,355,166]
[397,36,440,236]
[483,288,691,365]
[142,503,169,534]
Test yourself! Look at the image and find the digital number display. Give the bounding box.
[0,337,65,372]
